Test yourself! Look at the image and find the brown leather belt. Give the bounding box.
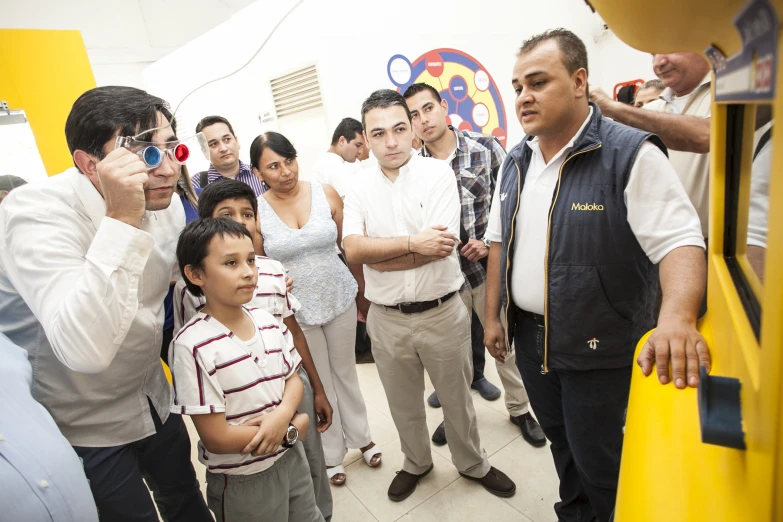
[383,291,457,314]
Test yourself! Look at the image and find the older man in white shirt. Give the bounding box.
[343,89,516,502]
[0,86,212,522]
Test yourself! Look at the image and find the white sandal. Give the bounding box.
[362,446,383,468]
[327,465,346,486]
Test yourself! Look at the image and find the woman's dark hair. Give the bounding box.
[249,132,298,170]
[65,86,176,164]
[197,179,258,221]
[177,165,199,210]
[176,218,253,297]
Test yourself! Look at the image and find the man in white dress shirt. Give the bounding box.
[312,117,365,198]
[343,89,516,502]
[0,86,212,521]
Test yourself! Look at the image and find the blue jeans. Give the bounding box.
[74,403,212,522]
[513,308,631,522]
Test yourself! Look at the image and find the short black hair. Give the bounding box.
[330,117,364,146]
[360,89,412,130]
[65,86,175,164]
[518,28,588,76]
[196,115,236,137]
[249,132,298,170]
[197,179,258,220]
[176,218,253,297]
[402,83,442,103]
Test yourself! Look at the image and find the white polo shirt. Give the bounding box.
[343,154,465,306]
[170,307,301,475]
[486,108,705,314]
[644,75,712,237]
[312,152,355,198]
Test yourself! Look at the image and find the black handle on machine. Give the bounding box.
[697,366,746,450]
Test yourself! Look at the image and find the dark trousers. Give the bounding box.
[471,309,486,382]
[513,309,631,522]
[74,403,212,522]
[355,320,371,356]
[161,327,174,365]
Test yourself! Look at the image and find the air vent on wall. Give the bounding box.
[271,65,322,118]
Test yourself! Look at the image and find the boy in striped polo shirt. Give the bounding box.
[173,179,334,520]
[171,218,323,522]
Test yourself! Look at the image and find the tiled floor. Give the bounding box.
[185,353,560,521]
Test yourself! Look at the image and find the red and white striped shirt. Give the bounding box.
[170,307,301,475]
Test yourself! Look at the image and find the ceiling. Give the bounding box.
[2,0,257,65]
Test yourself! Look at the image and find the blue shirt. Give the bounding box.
[190,161,267,197]
[0,333,98,521]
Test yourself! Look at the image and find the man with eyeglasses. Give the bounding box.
[0,86,212,522]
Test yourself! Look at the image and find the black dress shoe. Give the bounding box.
[431,421,447,446]
[459,466,516,497]
[388,464,434,501]
[510,412,546,447]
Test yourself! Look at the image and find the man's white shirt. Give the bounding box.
[486,109,705,314]
[644,75,712,237]
[749,122,772,248]
[312,152,355,198]
[0,168,185,446]
[343,154,465,305]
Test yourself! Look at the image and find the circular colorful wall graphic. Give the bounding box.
[387,48,508,147]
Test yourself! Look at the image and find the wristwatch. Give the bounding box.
[481,237,491,248]
[282,423,299,448]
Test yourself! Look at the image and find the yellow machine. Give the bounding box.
[589,0,783,520]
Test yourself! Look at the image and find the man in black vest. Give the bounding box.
[484,29,710,522]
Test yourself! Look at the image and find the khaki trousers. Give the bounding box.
[460,283,530,416]
[367,294,490,478]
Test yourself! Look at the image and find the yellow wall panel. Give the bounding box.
[0,29,96,175]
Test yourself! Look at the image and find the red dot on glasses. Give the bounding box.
[174,143,190,163]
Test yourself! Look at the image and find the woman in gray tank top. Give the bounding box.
[250,132,381,487]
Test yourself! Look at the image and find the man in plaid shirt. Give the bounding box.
[404,83,545,448]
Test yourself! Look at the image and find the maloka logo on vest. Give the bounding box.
[571,202,604,211]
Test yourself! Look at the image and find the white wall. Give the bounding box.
[145,0,656,174]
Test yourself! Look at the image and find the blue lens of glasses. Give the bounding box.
[141,146,163,168]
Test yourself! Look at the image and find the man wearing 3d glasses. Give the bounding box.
[0,86,213,522]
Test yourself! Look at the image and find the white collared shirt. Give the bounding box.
[644,75,712,237]
[0,168,185,446]
[343,154,465,306]
[312,151,355,197]
[486,108,704,314]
